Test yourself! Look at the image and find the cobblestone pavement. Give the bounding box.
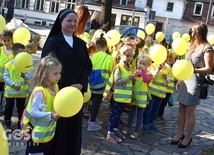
[0,26,214,155]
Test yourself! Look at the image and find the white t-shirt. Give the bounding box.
[63,34,73,48]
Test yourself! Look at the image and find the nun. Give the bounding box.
[41,9,92,155]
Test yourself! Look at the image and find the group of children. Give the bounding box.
[85,29,176,144]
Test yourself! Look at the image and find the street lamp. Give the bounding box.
[206,0,212,24]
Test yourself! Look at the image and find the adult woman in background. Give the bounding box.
[74,5,90,36]
[42,9,92,155]
[90,11,109,30]
[171,22,213,148]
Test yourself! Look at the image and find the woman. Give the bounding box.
[171,22,213,148]
[41,9,92,155]
[90,11,109,30]
[74,5,90,36]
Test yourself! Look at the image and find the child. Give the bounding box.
[143,56,170,133]
[155,50,175,123]
[87,33,114,131]
[104,44,136,143]
[26,42,37,54]
[0,31,14,110]
[122,54,153,139]
[3,43,31,129]
[21,55,61,155]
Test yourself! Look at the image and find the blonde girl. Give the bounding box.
[122,54,153,139]
[21,55,61,155]
[104,44,136,143]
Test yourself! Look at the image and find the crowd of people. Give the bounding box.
[0,5,213,155]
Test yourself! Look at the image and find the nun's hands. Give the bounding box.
[71,84,83,90]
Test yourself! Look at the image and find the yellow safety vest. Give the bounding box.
[131,76,148,108]
[4,61,29,98]
[104,64,132,104]
[149,63,170,98]
[90,51,114,93]
[21,84,59,143]
[0,47,14,82]
[166,68,175,93]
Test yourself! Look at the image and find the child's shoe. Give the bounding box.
[113,129,126,140]
[122,127,131,135]
[143,124,151,134]
[149,123,158,132]
[87,123,102,131]
[106,132,122,143]
[130,132,138,139]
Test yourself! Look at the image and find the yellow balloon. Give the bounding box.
[150,44,167,64]
[172,59,194,80]
[145,23,155,35]
[54,87,83,117]
[105,30,121,47]
[172,32,181,40]
[0,15,6,34]
[182,33,190,42]
[155,31,165,42]
[137,30,145,40]
[14,52,33,73]
[0,123,9,155]
[84,84,91,103]
[13,27,31,46]
[207,35,214,45]
[172,38,188,56]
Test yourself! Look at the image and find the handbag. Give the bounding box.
[89,55,107,91]
[190,59,209,100]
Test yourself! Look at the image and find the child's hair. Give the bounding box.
[119,44,135,56]
[86,41,96,56]
[166,49,175,65]
[26,42,37,54]
[1,30,13,40]
[135,37,145,49]
[89,29,96,39]
[12,43,25,54]
[137,54,152,67]
[96,33,107,50]
[33,55,62,87]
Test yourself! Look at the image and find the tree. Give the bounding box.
[101,0,112,30]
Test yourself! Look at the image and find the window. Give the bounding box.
[50,0,60,13]
[67,0,76,10]
[211,5,214,17]
[35,0,44,11]
[166,2,174,11]
[15,0,29,9]
[120,0,128,6]
[193,2,204,16]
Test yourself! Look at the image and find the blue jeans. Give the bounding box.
[108,100,124,132]
[127,105,144,133]
[143,95,162,124]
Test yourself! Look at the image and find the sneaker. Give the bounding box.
[106,132,122,143]
[83,113,90,119]
[130,132,138,139]
[122,127,131,135]
[149,123,158,132]
[113,129,126,140]
[88,118,103,125]
[87,123,102,131]
[143,124,151,134]
[155,116,165,124]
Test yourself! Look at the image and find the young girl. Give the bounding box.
[87,33,114,131]
[0,31,13,110]
[21,55,61,155]
[104,44,136,143]
[122,54,152,139]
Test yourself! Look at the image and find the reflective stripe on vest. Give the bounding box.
[131,77,148,108]
[113,64,132,103]
[21,85,59,143]
[4,61,29,98]
[149,63,169,98]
